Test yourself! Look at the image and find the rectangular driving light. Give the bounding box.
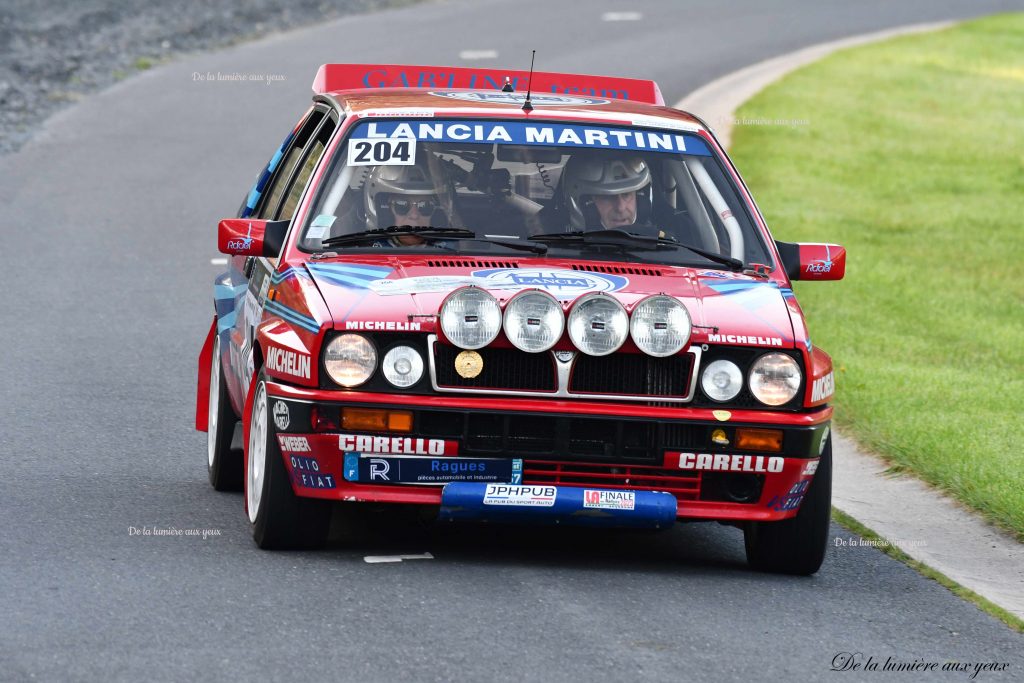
[735,428,783,452]
[342,408,413,433]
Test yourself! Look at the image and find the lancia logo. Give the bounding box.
[554,351,575,363]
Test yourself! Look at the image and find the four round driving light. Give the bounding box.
[382,345,424,388]
[749,352,802,406]
[630,295,691,357]
[503,290,564,353]
[440,287,502,350]
[567,293,629,356]
[324,334,377,388]
[701,359,744,402]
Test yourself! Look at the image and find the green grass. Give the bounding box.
[730,14,1024,539]
[833,509,1024,633]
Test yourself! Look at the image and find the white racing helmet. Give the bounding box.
[364,154,453,228]
[562,154,652,230]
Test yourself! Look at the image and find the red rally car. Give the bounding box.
[196,64,845,574]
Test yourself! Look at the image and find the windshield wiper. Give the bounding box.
[321,226,473,247]
[321,225,547,254]
[529,229,744,271]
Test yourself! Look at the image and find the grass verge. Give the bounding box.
[730,14,1024,540]
[833,509,1024,633]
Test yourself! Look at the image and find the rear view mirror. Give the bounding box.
[775,241,846,281]
[217,218,289,257]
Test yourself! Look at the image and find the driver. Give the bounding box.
[364,155,455,246]
[561,154,652,231]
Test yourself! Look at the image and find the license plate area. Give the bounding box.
[343,454,523,485]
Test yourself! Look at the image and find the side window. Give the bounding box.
[274,117,337,222]
[253,109,327,220]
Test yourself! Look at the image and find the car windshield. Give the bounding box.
[300,118,771,268]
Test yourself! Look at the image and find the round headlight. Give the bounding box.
[749,352,802,406]
[440,287,502,350]
[382,345,424,388]
[503,290,564,353]
[324,334,377,388]
[630,295,692,357]
[567,293,628,356]
[701,359,743,402]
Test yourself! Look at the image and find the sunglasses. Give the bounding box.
[389,198,437,216]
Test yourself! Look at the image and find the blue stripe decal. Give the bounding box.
[264,300,317,326]
[217,311,237,333]
[270,266,307,284]
[307,263,393,289]
[264,300,320,333]
[707,281,773,295]
[265,306,319,334]
[245,184,261,212]
[267,147,284,174]
[308,263,392,278]
[214,283,248,300]
[308,271,379,288]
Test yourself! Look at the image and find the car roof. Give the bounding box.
[317,89,708,132]
[309,64,709,133]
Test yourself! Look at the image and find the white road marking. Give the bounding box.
[459,49,498,60]
[601,11,642,22]
[210,258,227,265]
[364,552,434,564]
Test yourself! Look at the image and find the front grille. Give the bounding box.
[431,339,698,400]
[418,410,704,463]
[523,461,701,500]
[570,353,694,397]
[434,345,556,391]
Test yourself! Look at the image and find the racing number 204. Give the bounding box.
[348,138,415,166]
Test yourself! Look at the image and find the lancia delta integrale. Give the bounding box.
[196,64,845,574]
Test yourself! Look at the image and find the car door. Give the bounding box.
[229,109,339,406]
[220,107,327,412]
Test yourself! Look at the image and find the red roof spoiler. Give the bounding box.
[312,63,664,105]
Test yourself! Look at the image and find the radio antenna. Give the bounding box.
[522,50,536,112]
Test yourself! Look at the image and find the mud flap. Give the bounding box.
[439,483,677,529]
[195,317,216,431]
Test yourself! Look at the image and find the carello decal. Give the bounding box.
[674,452,784,473]
[338,434,458,456]
[472,268,627,297]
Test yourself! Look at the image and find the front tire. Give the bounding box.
[207,334,243,491]
[246,373,332,549]
[744,436,832,575]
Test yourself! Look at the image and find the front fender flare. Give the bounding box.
[195,317,216,431]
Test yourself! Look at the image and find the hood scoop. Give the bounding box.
[425,259,519,269]
[570,263,670,276]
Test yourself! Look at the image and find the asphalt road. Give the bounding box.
[2,0,1023,680]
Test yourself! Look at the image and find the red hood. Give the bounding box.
[302,256,797,347]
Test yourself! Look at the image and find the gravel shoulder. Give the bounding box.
[0,0,420,155]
